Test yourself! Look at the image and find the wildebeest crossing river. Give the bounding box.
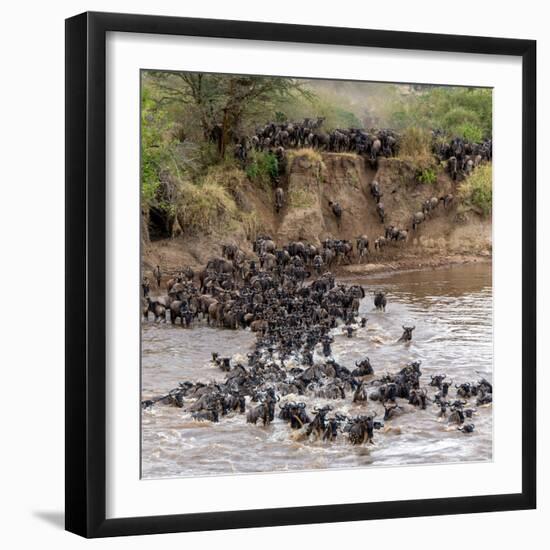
[141,262,492,478]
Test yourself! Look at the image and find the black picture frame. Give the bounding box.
[65,11,536,538]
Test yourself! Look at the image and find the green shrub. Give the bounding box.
[417,167,437,185]
[384,87,492,140]
[246,150,278,188]
[458,164,492,216]
[456,122,484,143]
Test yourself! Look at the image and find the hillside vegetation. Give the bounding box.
[140,72,492,273]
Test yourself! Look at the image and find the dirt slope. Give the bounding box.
[142,152,491,275]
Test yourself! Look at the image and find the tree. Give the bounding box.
[145,71,312,157]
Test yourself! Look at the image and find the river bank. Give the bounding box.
[338,253,491,279]
[142,152,492,278]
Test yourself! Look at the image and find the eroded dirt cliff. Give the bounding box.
[142,152,491,275]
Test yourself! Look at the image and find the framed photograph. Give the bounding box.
[65,11,536,538]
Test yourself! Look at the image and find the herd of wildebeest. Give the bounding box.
[240,119,491,251]
[142,119,492,449]
[231,118,492,169]
[141,237,492,446]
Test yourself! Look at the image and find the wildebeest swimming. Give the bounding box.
[142,236,491,447]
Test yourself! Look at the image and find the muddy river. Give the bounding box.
[141,262,492,479]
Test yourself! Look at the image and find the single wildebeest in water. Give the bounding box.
[347,413,378,445]
[408,387,428,409]
[343,325,357,338]
[430,374,447,389]
[374,291,387,311]
[352,382,369,403]
[323,414,346,442]
[246,401,271,426]
[457,423,475,433]
[398,325,415,342]
[383,402,405,421]
[306,405,332,439]
[352,357,374,376]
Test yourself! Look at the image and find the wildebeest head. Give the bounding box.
[398,325,415,342]
[352,357,374,376]
[440,379,453,396]
[430,373,446,388]
[383,403,400,421]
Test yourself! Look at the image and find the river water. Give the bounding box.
[141,262,492,479]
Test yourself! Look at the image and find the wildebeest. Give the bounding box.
[457,423,475,433]
[408,387,428,409]
[275,187,284,213]
[347,413,377,444]
[374,236,387,251]
[374,291,387,311]
[383,403,405,421]
[144,297,166,322]
[153,265,162,288]
[279,401,310,429]
[352,382,369,403]
[142,276,150,298]
[356,235,369,262]
[412,211,425,231]
[376,202,385,224]
[370,180,382,203]
[192,408,219,422]
[352,357,374,376]
[328,200,342,226]
[306,405,332,439]
[169,300,193,327]
[397,325,415,343]
[430,374,447,389]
